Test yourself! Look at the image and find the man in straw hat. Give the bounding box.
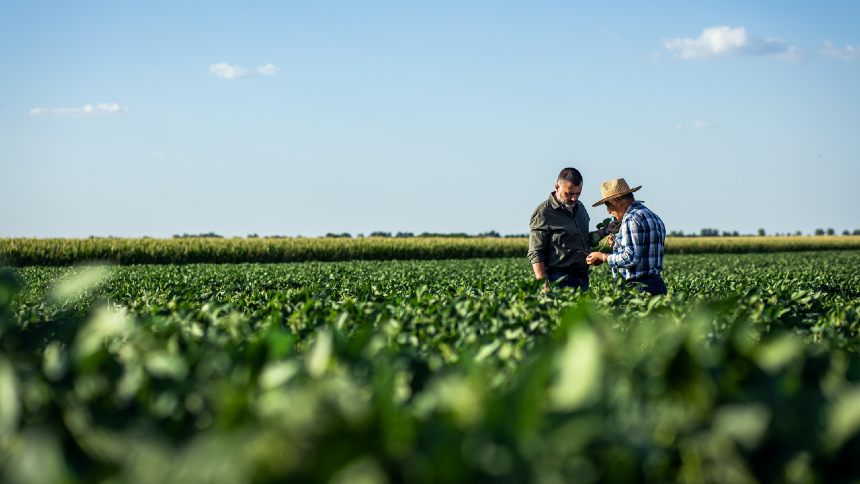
[528,167,619,292]
[586,178,668,295]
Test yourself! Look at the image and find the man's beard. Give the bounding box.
[555,193,575,209]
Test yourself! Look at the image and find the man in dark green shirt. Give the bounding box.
[528,167,616,291]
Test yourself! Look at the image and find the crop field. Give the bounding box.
[2,250,860,482]
[2,235,860,265]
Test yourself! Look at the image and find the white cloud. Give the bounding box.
[664,26,799,61]
[821,41,860,61]
[257,63,281,75]
[210,63,252,79]
[29,102,128,118]
[675,120,715,130]
[210,62,281,79]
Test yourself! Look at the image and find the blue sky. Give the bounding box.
[2,0,859,237]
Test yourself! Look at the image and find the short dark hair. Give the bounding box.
[557,167,582,185]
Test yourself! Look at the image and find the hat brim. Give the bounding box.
[591,186,642,207]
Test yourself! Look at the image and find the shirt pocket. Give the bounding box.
[551,231,577,263]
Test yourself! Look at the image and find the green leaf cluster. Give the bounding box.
[1,252,859,482]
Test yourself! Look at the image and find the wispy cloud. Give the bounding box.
[210,62,281,79]
[821,41,860,61]
[664,26,799,61]
[209,63,252,79]
[29,102,128,118]
[675,120,715,130]
[256,63,280,76]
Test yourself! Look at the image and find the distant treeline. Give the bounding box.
[193,228,860,239]
[668,228,860,237]
[228,231,527,239]
[173,232,224,238]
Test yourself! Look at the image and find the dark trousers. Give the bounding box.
[546,267,589,292]
[627,274,667,296]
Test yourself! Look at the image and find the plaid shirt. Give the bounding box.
[607,201,666,280]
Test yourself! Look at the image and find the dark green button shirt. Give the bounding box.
[528,193,602,271]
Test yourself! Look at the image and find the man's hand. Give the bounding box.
[607,234,615,249]
[586,251,608,266]
[532,262,550,292]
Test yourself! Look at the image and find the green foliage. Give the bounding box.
[593,218,616,252]
[3,236,860,266]
[1,252,860,482]
[596,217,614,231]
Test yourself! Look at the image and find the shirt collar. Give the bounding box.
[549,192,579,214]
[623,200,644,217]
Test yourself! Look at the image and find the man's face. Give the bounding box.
[555,181,582,206]
[605,199,623,220]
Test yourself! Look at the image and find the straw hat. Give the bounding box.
[591,178,642,207]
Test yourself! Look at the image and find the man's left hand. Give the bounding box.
[586,252,607,266]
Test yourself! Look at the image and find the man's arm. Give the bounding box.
[531,261,547,280]
[527,209,550,280]
[606,217,641,269]
[588,219,620,246]
[587,219,636,267]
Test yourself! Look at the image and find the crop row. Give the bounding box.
[2,252,860,481]
[3,235,860,266]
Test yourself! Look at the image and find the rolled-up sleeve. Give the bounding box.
[607,217,641,269]
[527,209,549,264]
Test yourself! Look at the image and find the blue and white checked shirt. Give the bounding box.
[606,201,666,280]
